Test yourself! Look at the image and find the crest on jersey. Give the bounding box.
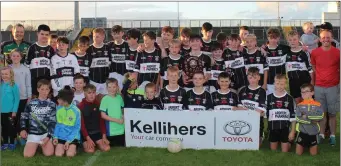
[148,56,153,62]
[178,96,182,102]
[155,56,159,62]
[47,51,50,57]
[298,56,302,61]
[256,57,260,62]
[215,98,219,102]
[223,65,226,69]
[122,48,126,53]
[278,50,282,55]
[85,60,89,65]
[221,99,227,104]
[170,97,176,102]
[292,55,297,61]
[195,99,200,104]
[284,101,289,107]
[276,100,283,108]
[104,51,108,56]
[249,57,255,63]
[272,51,276,56]
[69,60,73,65]
[229,98,234,104]
[35,51,39,55]
[203,99,206,104]
[189,98,193,102]
[236,51,240,56]
[248,93,253,99]
[227,54,231,58]
[138,96,142,100]
[254,94,259,101]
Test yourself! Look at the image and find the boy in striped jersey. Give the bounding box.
[72,36,91,84]
[266,74,296,152]
[211,72,238,111]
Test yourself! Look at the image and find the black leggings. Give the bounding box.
[1,113,15,144]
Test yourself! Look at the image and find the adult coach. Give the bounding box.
[311,28,340,146]
[0,23,31,66]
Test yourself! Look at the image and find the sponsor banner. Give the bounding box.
[29,57,51,69]
[139,63,160,73]
[124,108,259,150]
[267,55,286,66]
[285,62,307,72]
[125,60,136,71]
[90,57,110,68]
[225,57,245,69]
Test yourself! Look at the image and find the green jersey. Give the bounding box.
[100,94,125,136]
[0,40,31,67]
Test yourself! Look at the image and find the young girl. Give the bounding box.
[100,78,125,147]
[1,66,20,150]
[10,49,32,138]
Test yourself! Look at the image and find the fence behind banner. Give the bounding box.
[124,108,260,150]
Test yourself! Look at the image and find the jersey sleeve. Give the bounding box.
[257,89,267,113]
[160,58,166,77]
[99,96,108,113]
[25,45,35,67]
[262,55,269,70]
[237,88,244,107]
[288,96,296,122]
[206,93,213,110]
[204,55,212,72]
[47,102,57,137]
[134,52,142,72]
[303,51,313,73]
[120,95,124,108]
[73,56,81,74]
[20,101,31,131]
[181,89,188,109]
[266,94,271,118]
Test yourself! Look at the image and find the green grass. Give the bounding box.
[2,115,340,166]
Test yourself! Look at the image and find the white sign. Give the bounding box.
[124,108,260,150]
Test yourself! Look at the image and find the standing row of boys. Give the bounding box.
[0,22,336,157]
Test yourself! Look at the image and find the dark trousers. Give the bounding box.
[1,113,15,144]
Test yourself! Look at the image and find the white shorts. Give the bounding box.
[90,81,107,95]
[27,133,48,144]
[109,72,124,90]
[267,84,275,95]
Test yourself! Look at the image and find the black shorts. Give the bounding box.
[260,117,264,138]
[289,77,311,98]
[269,128,289,143]
[58,139,79,146]
[296,132,318,148]
[81,132,103,143]
[107,134,125,147]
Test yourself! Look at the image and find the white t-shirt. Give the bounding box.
[72,92,85,106]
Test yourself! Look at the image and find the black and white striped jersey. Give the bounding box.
[87,43,111,84]
[211,90,238,111]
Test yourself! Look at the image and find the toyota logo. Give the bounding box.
[224,120,252,135]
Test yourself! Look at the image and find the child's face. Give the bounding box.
[49,38,57,48]
[167,71,179,84]
[304,25,314,34]
[85,90,96,102]
[201,30,213,39]
[193,73,205,87]
[93,32,105,44]
[212,49,223,59]
[107,82,119,96]
[180,34,190,46]
[57,42,68,53]
[239,30,249,41]
[229,39,240,49]
[1,69,11,82]
[145,87,156,100]
[247,74,260,86]
[189,39,202,50]
[74,79,85,92]
[268,36,280,45]
[37,85,50,99]
[245,38,257,50]
[301,87,314,100]
[10,52,22,64]
[287,35,300,48]
[217,78,230,90]
[78,43,89,52]
[12,26,24,41]
[161,32,174,43]
[274,78,286,93]
[127,37,138,47]
[169,44,180,55]
[37,30,50,44]
[129,81,138,90]
[112,31,124,41]
[143,36,155,48]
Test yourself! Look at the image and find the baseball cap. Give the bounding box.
[316,22,333,31]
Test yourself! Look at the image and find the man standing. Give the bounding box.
[311,29,340,146]
[0,23,31,67]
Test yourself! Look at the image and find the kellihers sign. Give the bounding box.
[124,108,260,150]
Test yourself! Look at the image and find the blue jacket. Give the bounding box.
[1,82,20,113]
[53,104,81,142]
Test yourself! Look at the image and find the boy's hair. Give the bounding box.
[84,84,96,93]
[106,78,119,86]
[111,25,124,33]
[169,39,181,47]
[245,34,257,41]
[13,23,24,31]
[190,34,202,41]
[274,74,287,80]
[180,27,192,37]
[162,26,175,35]
[50,34,58,40]
[193,71,205,77]
[167,66,180,74]
[37,24,50,32]
[57,36,69,44]
[37,79,51,89]
[239,26,249,31]
[202,22,213,31]
[300,83,314,91]
[211,42,222,52]
[73,74,85,82]
[302,22,314,29]
[145,82,156,90]
[57,86,74,104]
[126,28,141,41]
[93,28,105,35]
[247,67,260,76]
[229,34,241,41]
[142,31,156,40]
[267,28,281,38]
[218,72,231,80]
[287,31,299,38]
[216,32,227,43]
[79,36,90,45]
